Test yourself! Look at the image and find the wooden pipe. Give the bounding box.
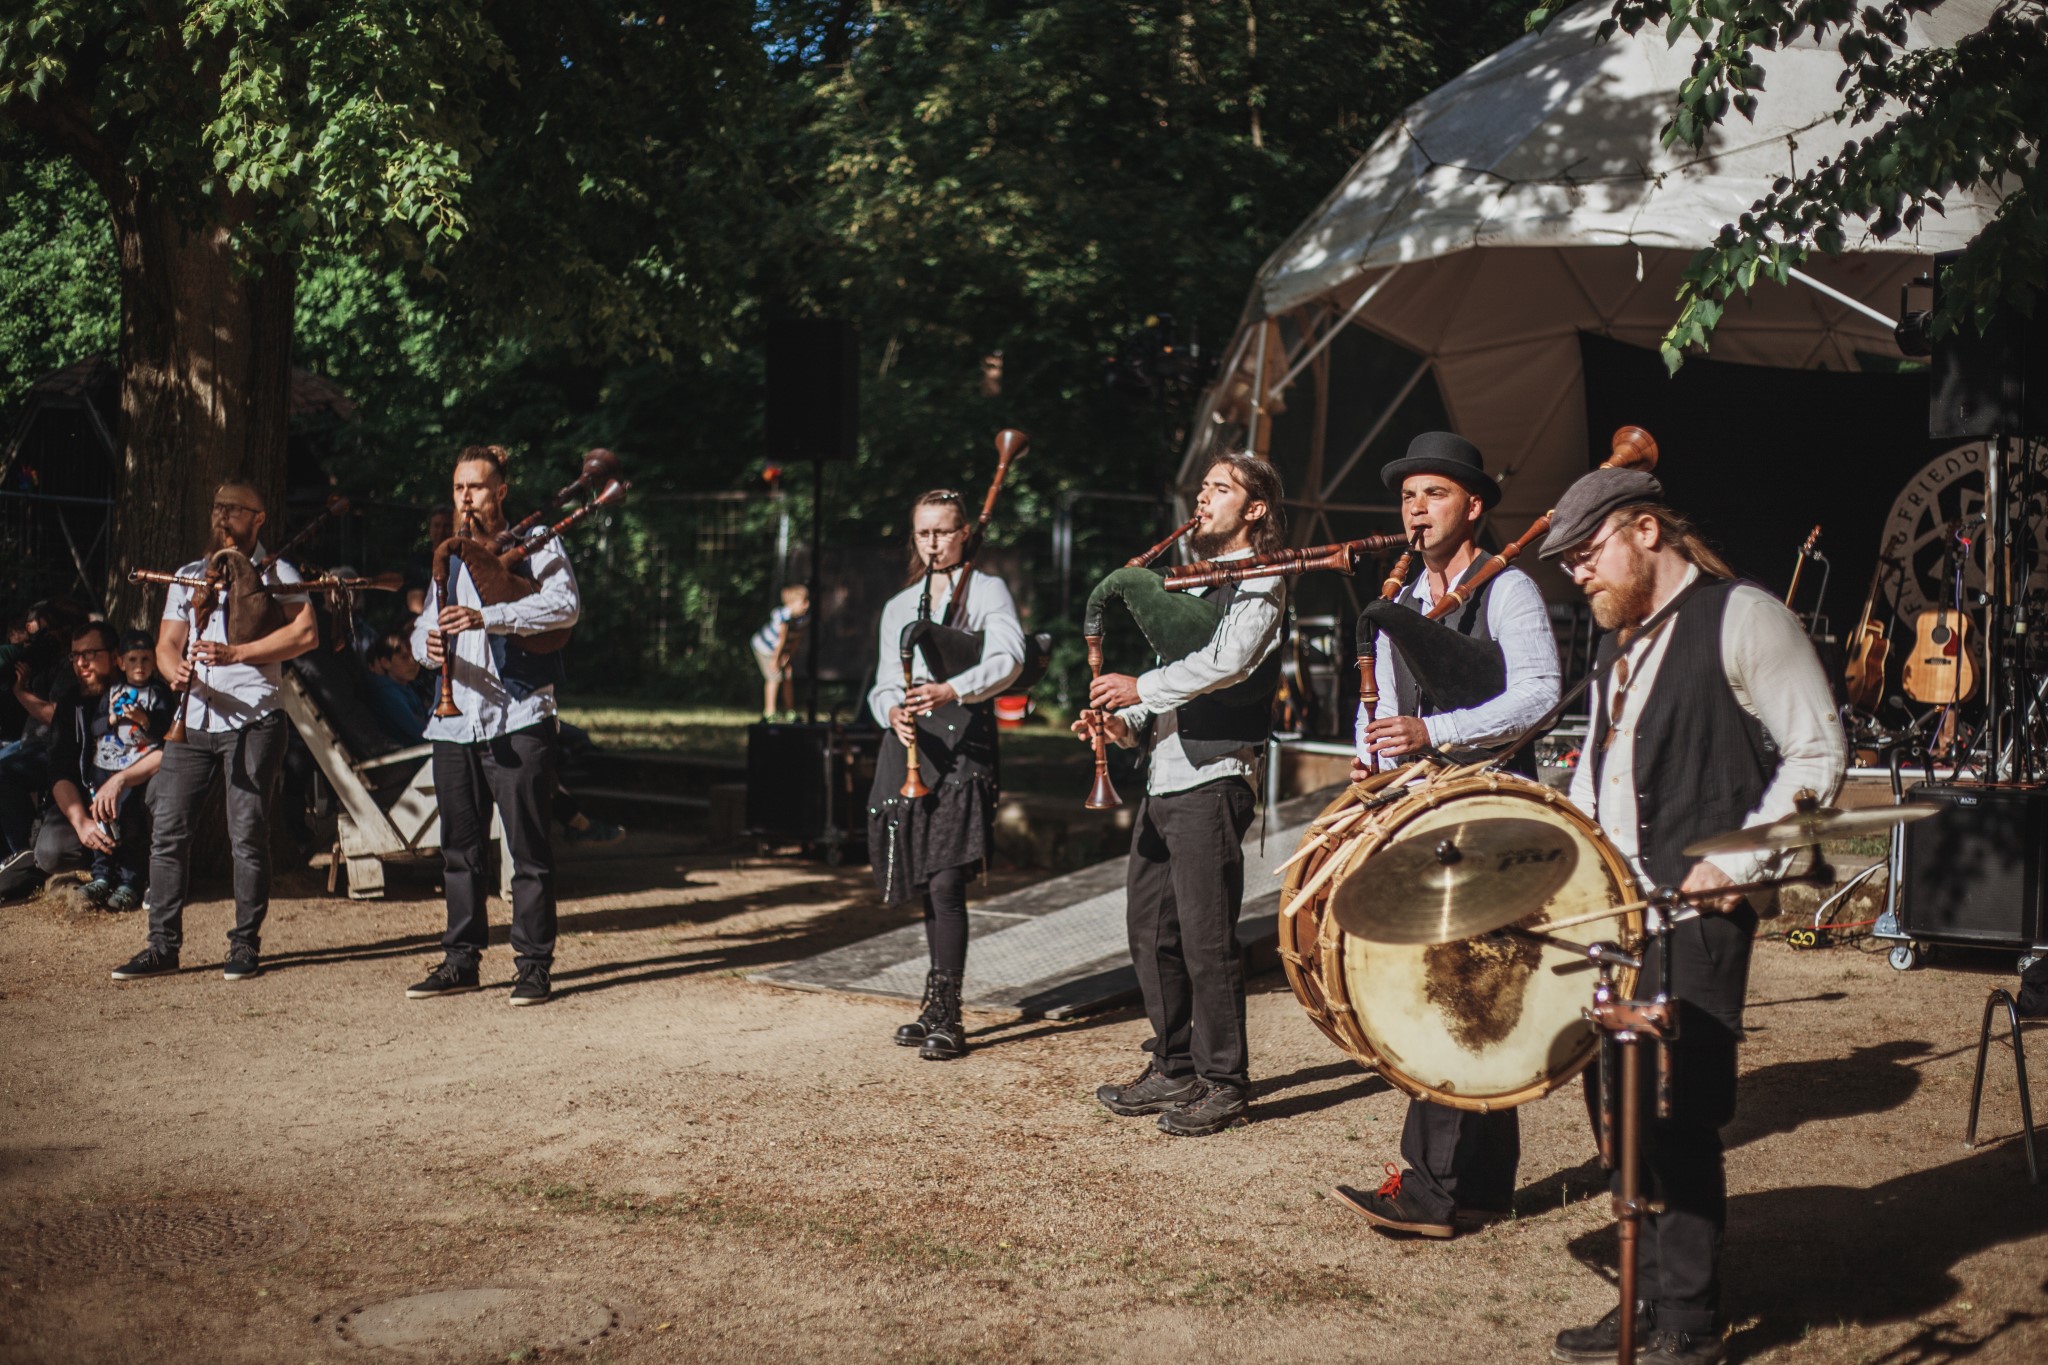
[1083,634,1120,810]
[1165,532,1409,592]
[1127,515,1202,569]
[256,493,349,571]
[496,448,622,549]
[1358,539,1420,734]
[431,510,475,719]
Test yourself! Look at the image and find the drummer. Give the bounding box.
[1334,431,1561,1240]
[1539,468,1843,1365]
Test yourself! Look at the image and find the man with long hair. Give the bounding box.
[1540,467,1842,1365]
[112,481,316,982]
[1077,452,1286,1136]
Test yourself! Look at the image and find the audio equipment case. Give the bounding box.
[1878,780,2048,969]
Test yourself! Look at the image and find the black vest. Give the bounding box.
[1589,578,1777,890]
[1174,574,1284,746]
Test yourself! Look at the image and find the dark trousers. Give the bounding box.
[36,781,152,887]
[923,862,973,975]
[145,713,288,954]
[1582,901,1757,1336]
[1398,1099,1520,1220]
[1126,777,1256,1090]
[434,721,558,969]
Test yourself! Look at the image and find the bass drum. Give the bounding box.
[1278,762,1642,1112]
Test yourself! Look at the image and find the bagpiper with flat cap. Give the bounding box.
[1332,431,1563,1239]
[1541,465,1844,1365]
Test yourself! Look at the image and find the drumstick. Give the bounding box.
[1526,900,1650,934]
[1276,805,1373,871]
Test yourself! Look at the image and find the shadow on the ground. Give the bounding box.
[1723,1039,1931,1150]
[1564,1145,2048,1363]
[965,1005,1142,1051]
[1253,1059,1391,1121]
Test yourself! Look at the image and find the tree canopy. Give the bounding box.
[1539,1,2047,370]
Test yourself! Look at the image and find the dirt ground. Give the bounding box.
[2,836,2044,1365]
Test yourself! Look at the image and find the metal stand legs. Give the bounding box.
[1966,988,2039,1184]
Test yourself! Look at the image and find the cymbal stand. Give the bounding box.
[1525,867,1831,1365]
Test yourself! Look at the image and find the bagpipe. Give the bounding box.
[130,494,390,744]
[1358,425,1660,719]
[430,448,629,719]
[896,429,1050,798]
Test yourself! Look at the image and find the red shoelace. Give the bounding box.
[1375,1162,1402,1198]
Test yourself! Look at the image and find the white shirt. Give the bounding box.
[1566,566,1847,891]
[161,543,308,732]
[409,535,581,743]
[1112,548,1285,796]
[1357,562,1560,768]
[866,568,1026,726]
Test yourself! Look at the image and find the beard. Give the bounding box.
[1189,519,1235,558]
[209,524,256,556]
[1585,547,1658,631]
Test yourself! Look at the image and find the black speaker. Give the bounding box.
[744,721,879,855]
[1896,781,2048,949]
[765,319,859,461]
[1928,254,2045,439]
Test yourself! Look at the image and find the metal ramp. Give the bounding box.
[753,786,1339,1018]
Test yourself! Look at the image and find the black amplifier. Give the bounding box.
[744,721,881,863]
[1894,781,2048,951]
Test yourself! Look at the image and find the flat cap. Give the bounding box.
[1536,467,1666,558]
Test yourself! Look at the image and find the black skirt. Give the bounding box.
[867,699,999,905]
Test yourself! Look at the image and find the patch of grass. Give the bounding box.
[557,702,757,760]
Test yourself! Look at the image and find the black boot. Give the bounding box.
[918,970,967,1061]
[895,969,945,1046]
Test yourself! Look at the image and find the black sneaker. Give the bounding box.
[1637,1329,1725,1365]
[1096,1060,1200,1116]
[405,960,480,999]
[508,963,552,1006]
[1333,1164,1455,1239]
[1551,1302,1655,1364]
[222,946,262,981]
[80,878,115,908]
[1156,1080,1249,1136]
[110,946,179,980]
[106,885,142,913]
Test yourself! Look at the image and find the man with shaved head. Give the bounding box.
[111,480,317,984]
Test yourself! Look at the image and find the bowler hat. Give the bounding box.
[1379,432,1502,510]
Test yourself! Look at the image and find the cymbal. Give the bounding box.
[1680,803,1945,857]
[1330,817,1580,946]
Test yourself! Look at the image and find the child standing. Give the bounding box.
[751,583,810,719]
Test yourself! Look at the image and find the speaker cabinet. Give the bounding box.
[1927,253,2045,439]
[765,319,859,461]
[744,721,879,857]
[1896,781,2048,949]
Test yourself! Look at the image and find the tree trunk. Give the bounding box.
[106,187,294,628]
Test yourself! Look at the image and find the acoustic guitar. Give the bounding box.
[1901,602,1978,704]
[1842,532,1903,711]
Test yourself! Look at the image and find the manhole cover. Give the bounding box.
[26,1203,308,1272]
[336,1288,616,1355]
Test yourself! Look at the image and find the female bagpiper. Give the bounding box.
[866,489,1024,1060]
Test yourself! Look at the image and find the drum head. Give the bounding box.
[1326,777,1640,1111]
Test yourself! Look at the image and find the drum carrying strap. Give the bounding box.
[1482,576,1713,776]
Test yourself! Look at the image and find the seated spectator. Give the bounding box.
[37,622,172,909]
[1,604,73,871]
[364,632,429,745]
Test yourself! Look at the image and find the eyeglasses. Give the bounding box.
[211,501,261,518]
[70,648,113,660]
[1560,524,1622,574]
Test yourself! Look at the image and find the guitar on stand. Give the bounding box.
[1901,522,1980,708]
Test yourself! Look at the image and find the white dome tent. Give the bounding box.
[1177,0,2005,594]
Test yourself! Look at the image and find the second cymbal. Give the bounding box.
[1681,803,1944,857]
[1330,817,1580,946]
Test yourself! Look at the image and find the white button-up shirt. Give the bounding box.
[410,536,581,743]
[1567,566,1847,891]
[1358,562,1560,768]
[866,568,1026,723]
[1112,548,1285,796]
[161,543,308,733]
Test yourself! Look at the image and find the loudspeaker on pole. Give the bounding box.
[766,319,859,462]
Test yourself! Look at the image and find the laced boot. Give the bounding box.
[895,969,946,1046]
[917,970,967,1061]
